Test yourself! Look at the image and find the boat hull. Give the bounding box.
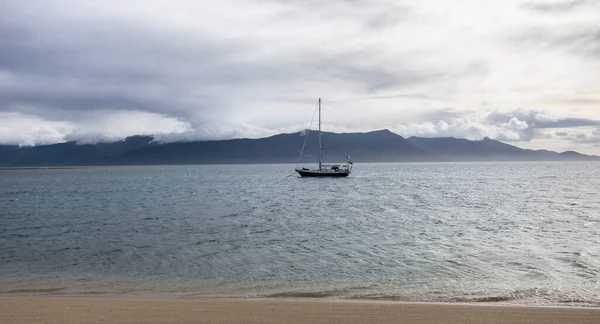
[296,169,350,177]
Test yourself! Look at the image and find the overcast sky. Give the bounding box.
[1,0,599,154]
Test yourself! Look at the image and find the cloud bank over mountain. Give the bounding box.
[1,0,599,154]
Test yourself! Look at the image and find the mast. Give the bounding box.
[318,98,322,171]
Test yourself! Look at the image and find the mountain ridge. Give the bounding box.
[0,129,598,167]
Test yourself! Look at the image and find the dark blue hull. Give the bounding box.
[296,169,350,177]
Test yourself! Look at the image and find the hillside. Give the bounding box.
[0,130,597,166]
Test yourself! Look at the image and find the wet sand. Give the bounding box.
[1,297,599,324]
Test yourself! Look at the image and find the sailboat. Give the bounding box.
[295,98,353,177]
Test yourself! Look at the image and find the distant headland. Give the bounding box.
[0,129,598,167]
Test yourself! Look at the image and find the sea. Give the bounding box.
[1,162,599,306]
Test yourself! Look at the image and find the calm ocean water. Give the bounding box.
[1,163,599,305]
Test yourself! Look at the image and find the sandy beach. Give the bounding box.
[1,297,599,324]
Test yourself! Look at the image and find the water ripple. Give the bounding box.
[1,162,599,306]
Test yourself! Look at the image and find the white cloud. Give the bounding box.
[506,117,529,130]
[0,111,192,146]
[0,112,73,146]
[0,0,599,154]
[391,117,528,142]
[534,113,559,123]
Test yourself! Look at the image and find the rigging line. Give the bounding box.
[296,99,320,166]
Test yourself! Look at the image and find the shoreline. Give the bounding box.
[1,296,599,324]
[2,286,598,308]
[2,294,600,308]
[2,289,599,308]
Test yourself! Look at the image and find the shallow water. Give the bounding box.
[1,163,599,305]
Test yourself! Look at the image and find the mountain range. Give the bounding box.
[0,129,597,167]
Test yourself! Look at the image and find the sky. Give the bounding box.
[1,0,599,154]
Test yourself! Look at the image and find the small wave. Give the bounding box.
[557,299,600,307]
[2,233,29,239]
[195,239,220,245]
[198,245,242,258]
[58,246,81,252]
[347,294,412,301]
[445,259,464,266]
[41,228,76,238]
[11,225,44,231]
[74,289,134,295]
[251,228,275,235]
[5,287,66,294]
[95,248,123,256]
[265,290,345,298]
[451,295,515,303]
[557,256,600,277]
